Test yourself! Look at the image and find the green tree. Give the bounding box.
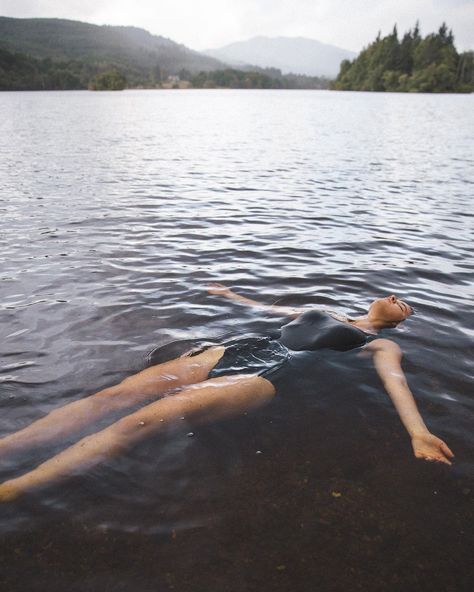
[332,21,472,93]
[399,23,421,74]
[457,51,474,90]
[89,69,127,90]
[409,62,457,92]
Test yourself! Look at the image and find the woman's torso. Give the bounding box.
[206,310,370,380]
[277,309,368,352]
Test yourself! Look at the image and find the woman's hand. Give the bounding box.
[207,283,299,316]
[411,433,455,465]
[207,282,232,296]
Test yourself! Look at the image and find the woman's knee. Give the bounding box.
[255,375,276,397]
[157,346,226,385]
[193,373,276,405]
[120,346,226,391]
[238,374,276,402]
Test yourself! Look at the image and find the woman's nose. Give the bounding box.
[389,294,397,303]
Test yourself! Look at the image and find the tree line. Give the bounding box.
[0,47,328,91]
[3,22,471,93]
[190,68,328,89]
[332,23,473,93]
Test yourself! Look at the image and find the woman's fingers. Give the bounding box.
[429,454,452,465]
[428,451,451,465]
[207,282,231,296]
[413,434,455,466]
[207,282,226,291]
[440,441,455,458]
[421,454,451,465]
[415,447,452,465]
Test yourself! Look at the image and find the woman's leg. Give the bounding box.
[0,374,275,501]
[0,347,225,460]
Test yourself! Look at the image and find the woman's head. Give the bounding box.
[368,295,413,327]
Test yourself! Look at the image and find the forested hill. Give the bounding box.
[0,17,224,80]
[0,16,328,90]
[332,23,473,93]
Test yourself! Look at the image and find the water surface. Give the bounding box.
[0,89,473,591]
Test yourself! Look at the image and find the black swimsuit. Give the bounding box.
[207,310,369,380]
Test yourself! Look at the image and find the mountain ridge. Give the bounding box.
[205,36,356,78]
[0,17,331,90]
[0,16,225,75]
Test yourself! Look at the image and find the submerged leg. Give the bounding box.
[0,375,275,501]
[0,374,275,501]
[0,347,225,460]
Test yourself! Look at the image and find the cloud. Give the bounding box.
[0,0,104,20]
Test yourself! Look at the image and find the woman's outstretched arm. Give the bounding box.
[207,282,306,317]
[366,338,454,465]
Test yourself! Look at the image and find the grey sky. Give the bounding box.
[0,0,472,52]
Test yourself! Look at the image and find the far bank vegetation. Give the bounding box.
[0,51,328,91]
[332,23,473,93]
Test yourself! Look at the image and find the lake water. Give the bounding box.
[0,89,473,591]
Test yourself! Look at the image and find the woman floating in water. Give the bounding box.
[0,284,454,501]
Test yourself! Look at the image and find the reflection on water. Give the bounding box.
[0,90,473,590]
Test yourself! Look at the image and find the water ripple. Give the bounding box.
[0,90,472,537]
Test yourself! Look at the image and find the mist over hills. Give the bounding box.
[205,36,356,78]
[0,16,225,77]
[0,17,331,90]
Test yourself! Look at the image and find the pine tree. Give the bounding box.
[332,22,471,93]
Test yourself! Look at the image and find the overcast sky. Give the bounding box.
[0,0,472,52]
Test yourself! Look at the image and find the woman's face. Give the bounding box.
[368,295,413,323]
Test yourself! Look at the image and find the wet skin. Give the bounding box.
[369,295,413,323]
[0,288,455,501]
